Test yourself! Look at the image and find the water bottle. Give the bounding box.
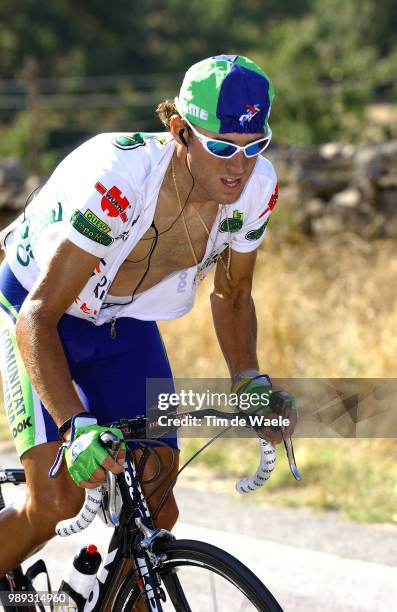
[58,544,102,611]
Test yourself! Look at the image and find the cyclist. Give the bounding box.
[0,54,296,577]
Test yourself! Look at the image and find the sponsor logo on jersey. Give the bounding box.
[12,417,32,438]
[71,210,113,246]
[177,270,188,294]
[156,135,170,145]
[91,258,107,276]
[112,133,145,150]
[74,297,98,320]
[95,182,130,222]
[16,202,63,268]
[245,219,269,241]
[239,104,260,126]
[0,328,29,435]
[16,240,33,267]
[84,209,111,234]
[219,210,244,233]
[259,183,279,218]
[114,230,130,242]
[94,274,109,300]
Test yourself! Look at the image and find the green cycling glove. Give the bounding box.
[49,414,126,486]
[232,370,273,413]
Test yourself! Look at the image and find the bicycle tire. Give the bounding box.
[113,538,283,612]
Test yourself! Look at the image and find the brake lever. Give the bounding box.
[99,431,121,527]
[283,435,302,481]
[270,391,302,481]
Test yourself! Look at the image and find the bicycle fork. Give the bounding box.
[132,517,176,610]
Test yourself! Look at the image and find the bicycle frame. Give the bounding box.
[0,402,301,611]
[0,453,171,612]
[82,450,173,611]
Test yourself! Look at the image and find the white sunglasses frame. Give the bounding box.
[174,97,272,159]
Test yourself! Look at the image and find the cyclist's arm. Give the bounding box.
[210,249,259,377]
[16,239,100,433]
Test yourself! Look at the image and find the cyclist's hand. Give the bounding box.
[232,371,297,445]
[255,398,298,445]
[49,415,126,488]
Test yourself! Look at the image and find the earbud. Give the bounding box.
[179,129,188,147]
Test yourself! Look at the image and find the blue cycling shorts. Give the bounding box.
[0,260,178,457]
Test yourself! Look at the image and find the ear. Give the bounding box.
[170,115,188,146]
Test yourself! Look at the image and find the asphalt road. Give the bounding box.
[1,449,396,611]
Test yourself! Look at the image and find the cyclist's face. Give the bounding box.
[187,125,262,205]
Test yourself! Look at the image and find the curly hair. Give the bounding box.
[156,99,192,137]
[155,99,180,130]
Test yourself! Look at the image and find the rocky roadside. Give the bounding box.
[1,140,397,240]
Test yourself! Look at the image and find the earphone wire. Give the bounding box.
[130,220,159,302]
[104,144,195,306]
[125,148,195,265]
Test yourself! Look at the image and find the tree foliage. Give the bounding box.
[0,0,396,168]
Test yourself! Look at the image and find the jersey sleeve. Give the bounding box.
[232,163,278,253]
[61,168,136,259]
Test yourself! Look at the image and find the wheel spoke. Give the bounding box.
[209,571,218,612]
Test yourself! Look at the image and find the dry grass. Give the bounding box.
[181,438,397,524]
[159,232,397,378]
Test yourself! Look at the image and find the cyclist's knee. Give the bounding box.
[152,493,179,531]
[164,496,179,530]
[20,441,85,541]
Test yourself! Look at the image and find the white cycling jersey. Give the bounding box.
[2,132,278,324]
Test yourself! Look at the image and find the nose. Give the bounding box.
[226,151,248,176]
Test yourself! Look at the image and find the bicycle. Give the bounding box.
[0,402,302,611]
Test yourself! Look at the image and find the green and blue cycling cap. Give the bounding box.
[175,54,275,158]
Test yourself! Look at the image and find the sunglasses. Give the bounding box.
[175,97,272,159]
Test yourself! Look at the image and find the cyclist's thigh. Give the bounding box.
[61,316,178,449]
[0,262,59,458]
[0,262,83,516]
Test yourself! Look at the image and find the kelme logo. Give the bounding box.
[187,103,208,121]
[245,219,269,241]
[219,210,244,233]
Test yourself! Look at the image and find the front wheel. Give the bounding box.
[113,539,283,611]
